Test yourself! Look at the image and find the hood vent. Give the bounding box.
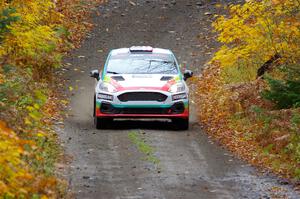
[111,76,125,81]
[160,76,173,81]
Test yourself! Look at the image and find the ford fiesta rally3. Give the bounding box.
[90,46,193,130]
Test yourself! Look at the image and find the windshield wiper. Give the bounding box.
[106,71,119,74]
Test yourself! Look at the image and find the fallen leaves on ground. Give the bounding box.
[196,64,300,184]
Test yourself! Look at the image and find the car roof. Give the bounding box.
[110,47,173,56]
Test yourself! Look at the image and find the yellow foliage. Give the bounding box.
[6,25,59,58]
[0,0,62,74]
[0,121,60,198]
[0,121,31,196]
[212,0,300,78]
[9,0,56,26]
[0,73,4,84]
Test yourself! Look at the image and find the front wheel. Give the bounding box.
[172,118,189,130]
[95,117,112,129]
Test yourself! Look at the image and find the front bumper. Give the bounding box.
[95,90,189,119]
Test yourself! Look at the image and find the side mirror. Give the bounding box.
[90,70,100,80]
[183,70,193,81]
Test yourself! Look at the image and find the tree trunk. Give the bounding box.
[256,53,281,78]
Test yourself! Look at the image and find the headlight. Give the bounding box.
[99,82,117,93]
[172,93,187,101]
[168,83,185,93]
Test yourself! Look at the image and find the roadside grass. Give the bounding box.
[128,131,160,167]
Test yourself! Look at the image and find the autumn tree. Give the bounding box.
[212,0,300,82]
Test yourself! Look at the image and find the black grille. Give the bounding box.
[119,108,169,114]
[118,92,168,102]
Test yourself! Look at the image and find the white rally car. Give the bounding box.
[90,46,193,130]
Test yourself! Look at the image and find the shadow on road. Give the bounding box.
[104,119,183,131]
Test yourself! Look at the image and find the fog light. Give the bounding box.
[171,102,185,114]
[172,93,187,101]
[97,93,113,101]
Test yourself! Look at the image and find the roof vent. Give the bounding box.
[160,76,173,81]
[111,76,125,81]
[129,46,153,53]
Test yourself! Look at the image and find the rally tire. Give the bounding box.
[94,98,112,129]
[95,117,112,129]
[173,118,189,130]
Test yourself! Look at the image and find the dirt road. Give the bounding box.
[60,1,299,198]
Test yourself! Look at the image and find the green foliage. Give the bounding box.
[55,26,70,38]
[291,112,300,126]
[262,76,300,109]
[263,144,274,155]
[287,112,300,168]
[286,134,300,163]
[221,62,257,84]
[0,8,19,40]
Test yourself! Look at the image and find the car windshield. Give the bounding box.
[106,53,178,74]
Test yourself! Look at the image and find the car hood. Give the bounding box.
[104,74,182,91]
